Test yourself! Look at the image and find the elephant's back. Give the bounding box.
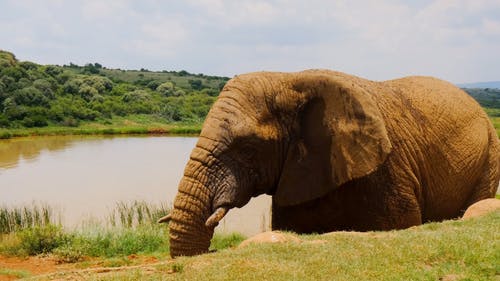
[379,76,495,220]
[381,76,491,145]
[383,76,486,122]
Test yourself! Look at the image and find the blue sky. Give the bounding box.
[1,0,499,83]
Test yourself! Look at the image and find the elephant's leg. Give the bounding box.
[463,148,500,212]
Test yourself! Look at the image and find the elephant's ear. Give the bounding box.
[274,70,392,206]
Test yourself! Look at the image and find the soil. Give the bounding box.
[0,255,168,280]
[0,255,70,280]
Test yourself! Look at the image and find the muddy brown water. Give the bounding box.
[0,136,271,236]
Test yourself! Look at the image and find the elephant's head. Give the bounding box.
[164,70,392,257]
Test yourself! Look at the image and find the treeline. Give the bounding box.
[2,50,499,130]
[462,88,500,110]
[0,50,229,128]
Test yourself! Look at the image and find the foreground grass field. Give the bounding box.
[12,210,497,281]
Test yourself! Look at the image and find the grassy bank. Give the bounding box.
[0,201,244,264]
[0,115,202,139]
[67,211,498,281]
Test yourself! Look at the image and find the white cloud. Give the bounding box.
[124,19,189,57]
[81,0,134,21]
[482,18,500,35]
[0,0,499,82]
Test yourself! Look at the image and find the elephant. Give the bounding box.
[159,69,499,257]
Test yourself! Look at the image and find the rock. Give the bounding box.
[462,198,500,219]
[238,231,301,248]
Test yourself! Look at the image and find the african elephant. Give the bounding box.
[160,70,499,257]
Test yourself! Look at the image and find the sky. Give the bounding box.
[0,0,499,83]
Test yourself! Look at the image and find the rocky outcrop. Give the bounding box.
[462,198,500,219]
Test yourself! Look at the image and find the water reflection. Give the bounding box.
[0,136,78,169]
[0,136,271,235]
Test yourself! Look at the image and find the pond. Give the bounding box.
[0,136,271,236]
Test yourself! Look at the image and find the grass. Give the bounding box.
[484,107,500,137]
[0,268,31,279]
[0,203,59,234]
[0,201,243,264]
[107,200,171,228]
[1,204,498,280]
[82,210,500,281]
[0,114,202,139]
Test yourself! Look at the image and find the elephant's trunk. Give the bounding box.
[168,141,226,257]
[168,173,213,257]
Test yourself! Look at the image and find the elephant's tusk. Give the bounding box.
[205,207,228,228]
[157,213,172,223]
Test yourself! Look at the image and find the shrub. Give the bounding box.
[78,85,98,101]
[122,90,150,103]
[61,117,80,127]
[156,82,175,96]
[0,114,9,127]
[22,115,48,127]
[18,225,69,255]
[53,245,84,263]
[33,79,55,99]
[188,79,203,90]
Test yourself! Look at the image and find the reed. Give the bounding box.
[108,200,171,228]
[0,203,60,234]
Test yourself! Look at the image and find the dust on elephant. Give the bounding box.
[160,70,499,257]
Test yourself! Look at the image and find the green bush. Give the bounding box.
[53,244,84,263]
[18,225,69,255]
[0,114,9,127]
[22,115,48,127]
[13,87,50,106]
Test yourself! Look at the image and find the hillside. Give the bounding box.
[462,88,500,110]
[0,50,229,133]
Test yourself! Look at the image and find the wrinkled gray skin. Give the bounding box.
[164,70,499,257]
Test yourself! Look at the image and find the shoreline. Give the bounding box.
[0,125,202,139]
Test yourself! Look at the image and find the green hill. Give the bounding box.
[0,50,229,135]
[462,88,500,111]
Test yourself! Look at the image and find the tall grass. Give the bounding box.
[107,200,170,228]
[0,200,245,262]
[0,203,60,234]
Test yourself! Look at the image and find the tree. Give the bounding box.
[33,79,55,99]
[13,87,49,106]
[83,63,99,74]
[43,65,62,77]
[188,79,203,90]
[78,85,99,101]
[156,82,175,96]
[146,80,161,90]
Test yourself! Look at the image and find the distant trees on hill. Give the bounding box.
[0,50,229,128]
[1,50,498,130]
